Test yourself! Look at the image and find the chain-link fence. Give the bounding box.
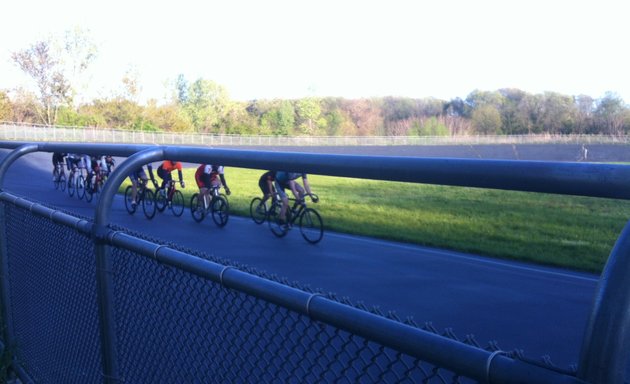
[3,203,102,383]
[0,195,588,383]
[0,200,466,383]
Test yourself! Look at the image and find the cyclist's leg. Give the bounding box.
[259,179,271,205]
[275,181,289,223]
[293,182,305,200]
[199,187,209,209]
[129,176,139,206]
[157,167,169,190]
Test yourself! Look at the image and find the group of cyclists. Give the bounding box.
[127,161,231,209]
[52,152,318,233]
[52,152,115,196]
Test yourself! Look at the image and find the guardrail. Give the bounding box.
[0,141,627,382]
[2,122,630,146]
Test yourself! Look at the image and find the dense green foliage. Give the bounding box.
[122,168,629,274]
[3,87,630,137]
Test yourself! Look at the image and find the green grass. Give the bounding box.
[121,167,630,274]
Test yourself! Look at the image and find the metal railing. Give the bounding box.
[2,121,630,146]
[0,141,628,382]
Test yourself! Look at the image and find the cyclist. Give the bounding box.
[51,152,66,181]
[257,170,276,207]
[81,154,92,177]
[274,171,317,228]
[88,155,109,192]
[104,155,115,175]
[157,160,185,190]
[194,164,231,209]
[65,153,82,187]
[128,164,157,209]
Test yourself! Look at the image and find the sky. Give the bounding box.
[1,0,629,104]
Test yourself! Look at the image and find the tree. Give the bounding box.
[471,104,502,134]
[574,95,595,134]
[260,100,295,136]
[518,94,545,134]
[497,88,528,134]
[11,29,96,125]
[8,88,39,123]
[175,74,188,104]
[594,92,627,135]
[120,67,142,102]
[184,79,230,133]
[143,100,191,132]
[343,99,383,136]
[0,91,12,121]
[295,97,323,135]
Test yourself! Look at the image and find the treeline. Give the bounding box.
[1,81,629,137]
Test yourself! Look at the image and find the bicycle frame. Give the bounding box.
[135,178,148,203]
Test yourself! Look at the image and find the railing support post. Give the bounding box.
[577,220,630,383]
[94,146,166,383]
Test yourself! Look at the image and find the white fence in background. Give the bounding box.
[1,122,629,146]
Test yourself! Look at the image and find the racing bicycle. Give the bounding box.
[124,177,157,219]
[190,186,229,227]
[267,193,323,244]
[85,167,107,203]
[53,162,67,191]
[155,179,185,217]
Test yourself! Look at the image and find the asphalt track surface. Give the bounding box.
[1,144,618,370]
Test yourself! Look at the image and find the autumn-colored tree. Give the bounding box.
[143,100,191,132]
[343,98,382,136]
[7,89,39,123]
[0,91,12,121]
[11,29,96,125]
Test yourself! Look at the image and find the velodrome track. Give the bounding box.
[1,143,623,370]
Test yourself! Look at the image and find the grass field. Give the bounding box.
[122,167,630,274]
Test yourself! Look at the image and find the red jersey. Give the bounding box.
[161,160,182,172]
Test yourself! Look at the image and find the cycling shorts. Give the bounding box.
[275,179,305,200]
[259,178,273,195]
[129,168,147,182]
[195,172,213,189]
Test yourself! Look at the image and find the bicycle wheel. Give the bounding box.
[59,173,67,192]
[250,197,267,224]
[190,193,205,222]
[124,186,136,214]
[85,183,94,202]
[211,196,229,227]
[171,190,184,217]
[155,188,167,212]
[77,175,86,200]
[299,208,324,244]
[221,193,230,206]
[53,169,60,190]
[67,174,75,197]
[267,203,288,238]
[142,189,157,220]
